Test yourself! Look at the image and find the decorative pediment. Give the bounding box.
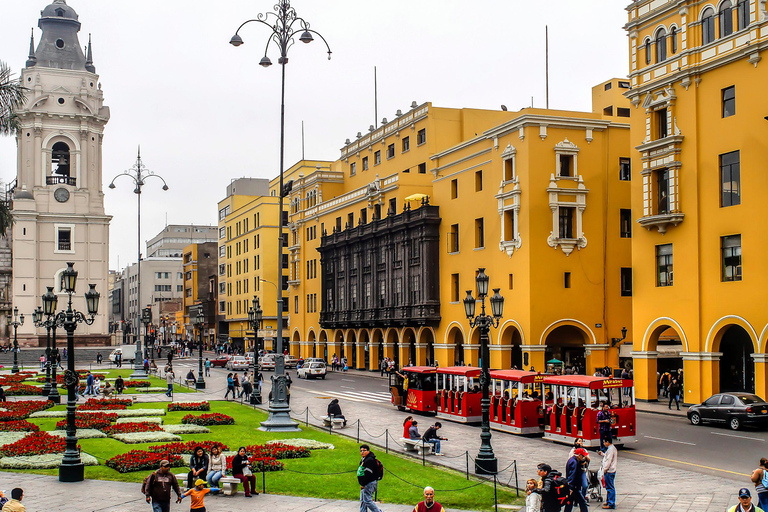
[501,143,516,160]
[74,97,94,115]
[642,87,676,110]
[554,138,579,154]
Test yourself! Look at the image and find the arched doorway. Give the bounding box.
[447,325,464,365]
[718,325,754,393]
[291,331,300,357]
[403,328,416,366]
[386,329,399,366]
[421,329,435,366]
[655,327,684,376]
[319,330,328,360]
[545,325,588,374]
[334,330,344,360]
[372,329,384,369]
[499,325,523,369]
[308,330,316,358]
[348,331,357,368]
[359,330,370,369]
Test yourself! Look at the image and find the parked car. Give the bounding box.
[297,362,327,379]
[226,356,249,371]
[687,392,768,430]
[210,355,231,368]
[259,353,276,371]
[284,355,299,368]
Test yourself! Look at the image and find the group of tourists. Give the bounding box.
[403,416,448,455]
[223,370,262,401]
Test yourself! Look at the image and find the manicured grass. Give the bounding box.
[14,401,522,510]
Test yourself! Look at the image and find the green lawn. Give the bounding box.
[13,401,522,511]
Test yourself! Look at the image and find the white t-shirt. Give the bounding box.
[526,491,542,512]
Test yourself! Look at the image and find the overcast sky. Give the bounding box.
[0,0,629,270]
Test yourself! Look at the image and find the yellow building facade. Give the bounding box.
[625,0,768,403]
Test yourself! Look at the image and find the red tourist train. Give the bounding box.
[489,370,548,435]
[389,366,437,413]
[435,367,483,423]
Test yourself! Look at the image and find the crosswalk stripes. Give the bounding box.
[306,389,391,404]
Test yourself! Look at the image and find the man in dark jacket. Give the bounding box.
[422,422,447,455]
[328,398,347,426]
[564,449,589,512]
[357,445,382,512]
[530,463,564,512]
[144,460,182,512]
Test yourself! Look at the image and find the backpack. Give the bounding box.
[141,471,156,495]
[375,458,384,481]
[551,474,571,506]
[762,468,768,489]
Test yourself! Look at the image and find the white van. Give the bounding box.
[108,345,140,365]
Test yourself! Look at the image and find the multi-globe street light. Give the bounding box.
[230,0,330,432]
[108,148,168,379]
[36,287,62,404]
[44,262,100,482]
[463,268,504,475]
[7,306,24,374]
[248,296,263,405]
[192,304,206,390]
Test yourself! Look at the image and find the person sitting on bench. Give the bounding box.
[185,370,197,386]
[408,420,421,439]
[422,422,447,456]
[327,398,347,427]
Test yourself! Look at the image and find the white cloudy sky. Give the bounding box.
[0,0,629,270]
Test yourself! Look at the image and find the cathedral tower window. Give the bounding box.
[51,141,71,177]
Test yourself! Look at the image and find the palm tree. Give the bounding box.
[0,60,27,236]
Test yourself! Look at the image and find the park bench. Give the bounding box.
[322,416,346,429]
[400,438,435,456]
[176,473,241,496]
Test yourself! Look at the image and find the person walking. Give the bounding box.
[413,486,444,512]
[529,463,564,512]
[358,445,383,512]
[144,460,183,512]
[224,373,235,400]
[165,366,175,398]
[668,377,681,410]
[96,352,103,365]
[1,488,25,512]
[232,447,258,497]
[422,422,447,456]
[183,479,210,512]
[598,437,618,510]
[564,449,589,512]
[207,445,226,490]
[596,403,613,446]
[233,373,241,398]
[751,458,768,510]
[380,358,388,377]
[728,488,765,512]
[204,358,211,377]
[85,371,94,396]
[567,438,590,499]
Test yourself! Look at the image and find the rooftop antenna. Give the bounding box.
[301,120,305,161]
[546,25,550,109]
[374,66,378,128]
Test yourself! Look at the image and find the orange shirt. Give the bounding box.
[184,487,210,509]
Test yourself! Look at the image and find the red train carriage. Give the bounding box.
[489,370,547,435]
[435,367,483,423]
[389,366,438,413]
[543,375,636,448]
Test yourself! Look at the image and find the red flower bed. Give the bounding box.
[148,440,228,455]
[225,455,283,473]
[167,401,210,412]
[78,398,132,410]
[76,371,106,379]
[181,413,234,426]
[246,443,311,460]
[0,420,40,432]
[1,400,54,419]
[5,384,41,396]
[106,450,185,473]
[123,380,151,388]
[0,431,66,456]
[103,422,162,435]
[55,416,113,431]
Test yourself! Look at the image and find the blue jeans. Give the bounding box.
[166,384,173,396]
[425,439,441,453]
[581,471,589,498]
[604,471,616,507]
[360,481,381,512]
[207,470,223,488]
[151,500,170,512]
[564,485,589,512]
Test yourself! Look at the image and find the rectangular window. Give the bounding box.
[564,272,571,289]
[219,245,225,257]
[336,217,342,232]
[57,228,72,251]
[347,212,354,228]
[603,106,613,116]
[508,274,514,289]
[295,296,299,314]
[720,150,740,207]
[559,155,573,177]
[219,226,225,239]
[450,179,458,199]
[619,157,631,181]
[177,285,183,292]
[450,273,460,302]
[722,86,735,118]
[475,218,485,248]
[503,210,516,241]
[362,156,369,171]
[360,208,367,224]
[374,150,381,165]
[619,81,630,89]
[721,235,742,282]
[417,128,426,145]
[558,207,575,239]
[620,209,632,238]
[656,169,670,214]
[475,170,483,191]
[403,166,410,174]
[504,159,514,181]
[620,268,633,296]
[389,198,396,215]
[402,136,410,153]
[387,143,395,159]
[186,288,192,297]
[656,244,673,287]
[282,253,289,269]
[656,108,668,139]
[616,107,631,118]
[350,162,356,176]
[449,224,459,253]
[219,264,225,275]
[418,162,427,174]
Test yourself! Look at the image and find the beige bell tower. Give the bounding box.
[12,0,110,345]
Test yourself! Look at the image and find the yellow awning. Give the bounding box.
[405,193,429,202]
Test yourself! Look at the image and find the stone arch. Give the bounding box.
[41,132,81,185]
[358,329,370,370]
[642,317,690,352]
[539,319,597,346]
[319,329,329,360]
[445,322,465,365]
[385,328,399,364]
[346,329,357,367]
[308,329,317,358]
[761,324,768,354]
[418,327,435,366]
[713,323,756,393]
[334,330,345,360]
[706,315,759,353]
[543,322,592,373]
[402,327,417,366]
[498,322,523,369]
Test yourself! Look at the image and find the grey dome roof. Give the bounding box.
[14,190,34,200]
[41,1,79,22]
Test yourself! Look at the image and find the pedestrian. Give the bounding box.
[233,373,241,398]
[115,375,124,395]
[422,422,447,456]
[143,460,183,512]
[567,438,589,499]
[525,479,542,512]
[596,403,613,446]
[183,479,210,512]
[116,352,122,368]
[204,358,211,377]
[751,458,768,510]
[413,486,444,512]
[598,437,618,510]
[564,448,589,512]
[403,416,414,438]
[232,446,258,497]
[224,373,235,400]
[256,370,263,396]
[668,377,681,410]
[357,445,383,512]
[728,488,765,512]
[241,371,252,399]
[207,445,225,490]
[186,446,209,490]
[380,358,387,377]
[1,488,24,512]
[529,463,564,512]
[0,384,6,402]
[85,371,94,396]
[327,398,347,426]
[39,354,45,370]
[165,366,175,398]
[144,358,150,374]
[96,352,103,364]
[408,420,421,440]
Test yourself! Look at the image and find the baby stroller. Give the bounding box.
[586,469,603,503]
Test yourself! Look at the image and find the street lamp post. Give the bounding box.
[231,0,330,433]
[141,307,152,369]
[193,305,206,390]
[248,296,263,405]
[33,306,51,396]
[8,307,24,374]
[463,268,504,476]
[47,262,100,483]
[40,287,61,404]
[108,148,168,379]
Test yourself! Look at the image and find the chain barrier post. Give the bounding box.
[357,420,360,443]
[493,474,498,512]
[385,429,388,454]
[514,460,519,497]
[465,451,469,480]
[305,407,309,426]
[422,440,425,467]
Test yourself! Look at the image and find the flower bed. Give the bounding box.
[30,408,164,418]
[135,387,169,393]
[48,428,106,439]
[0,420,39,432]
[103,422,162,435]
[0,452,98,469]
[55,416,113,431]
[265,438,334,450]
[111,432,181,444]
[225,455,283,473]
[5,384,41,396]
[0,432,29,446]
[123,380,151,388]
[0,431,66,456]
[167,401,210,412]
[246,443,311,460]
[116,416,162,424]
[76,371,106,379]
[148,440,228,455]
[181,413,234,426]
[0,374,31,386]
[106,449,184,473]
[161,424,210,435]
[0,400,54,421]
[79,398,132,410]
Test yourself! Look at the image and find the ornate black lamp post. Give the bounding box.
[193,305,206,390]
[141,307,152,368]
[108,149,168,379]
[41,287,61,404]
[463,268,504,475]
[230,0,330,432]
[8,307,24,374]
[33,306,50,395]
[50,262,99,482]
[248,296,263,405]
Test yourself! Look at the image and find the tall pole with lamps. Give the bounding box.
[33,306,51,395]
[8,307,24,374]
[230,0,330,433]
[463,268,504,475]
[141,307,152,369]
[40,287,61,404]
[108,148,168,379]
[248,296,263,405]
[47,262,100,482]
[193,304,206,389]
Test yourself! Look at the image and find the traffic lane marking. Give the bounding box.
[643,435,696,446]
[711,431,765,442]
[632,452,750,477]
[341,386,355,389]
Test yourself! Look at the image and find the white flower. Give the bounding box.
[135,387,170,392]
[116,416,163,424]
[0,432,30,445]
[31,408,166,418]
[161,424,210,434]
[0,452,98,469]
[47,429,107,439]
[266,438,335,450]
[111,432,181,444]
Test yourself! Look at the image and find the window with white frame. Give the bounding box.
[547,174,588,255]
[501,144,516,182]
[55,224,75,253]
[554,139,579,178]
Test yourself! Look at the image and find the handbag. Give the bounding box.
[242,466,253,477]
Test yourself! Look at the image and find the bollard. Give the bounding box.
[422,440,425,467]
[357,421,360,443]
[385,429,388,454]
[493,474,498,512]
[305,407,309,427]
[465,451,469,480]
[514,460,519,497]
[262,471,266,493]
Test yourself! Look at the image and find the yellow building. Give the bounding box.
[625,0,768,403]
[182,242,218,348]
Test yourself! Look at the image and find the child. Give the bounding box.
[183,479,210,512]
[525,478,541,512]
